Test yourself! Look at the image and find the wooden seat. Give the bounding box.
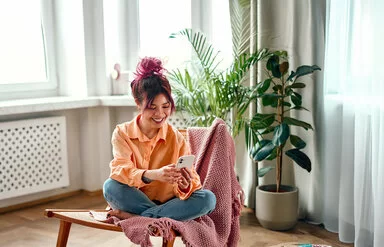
[45,121,236,246]
[44,209,176,247]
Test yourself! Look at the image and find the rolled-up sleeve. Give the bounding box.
[109,126,146,188]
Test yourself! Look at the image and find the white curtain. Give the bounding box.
[322,0,384,246]
[239,0,326,217]
[256,0,326,222]
[234,0,384,245]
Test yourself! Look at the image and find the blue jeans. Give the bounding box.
[103,178,216,221]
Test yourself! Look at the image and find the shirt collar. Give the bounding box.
[127,114,168,143]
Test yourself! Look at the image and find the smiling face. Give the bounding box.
[138,93,171,137]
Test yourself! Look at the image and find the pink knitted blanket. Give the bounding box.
[114,118,244,247]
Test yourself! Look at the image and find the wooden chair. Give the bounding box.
[45,121,238,246]
[44,209,176,247]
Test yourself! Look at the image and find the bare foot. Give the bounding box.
[107,209,136,220]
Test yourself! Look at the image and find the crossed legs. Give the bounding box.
[103,178,216,221]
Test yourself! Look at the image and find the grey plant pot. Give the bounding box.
[255,184,298,231]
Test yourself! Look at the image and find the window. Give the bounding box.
[0,0,57,100]
[137,0,231,71]
[138,0,192,70]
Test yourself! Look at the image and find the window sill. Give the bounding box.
[0,95,135,116]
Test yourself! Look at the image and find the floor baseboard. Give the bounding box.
[0,189,103,214]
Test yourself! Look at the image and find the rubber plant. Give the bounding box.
[247,51,321,192]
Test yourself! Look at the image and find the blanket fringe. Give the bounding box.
[233,189,245,218]
[148,219,177,241]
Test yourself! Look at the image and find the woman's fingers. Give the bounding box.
[155,165,180,183]
[177,168,191,189]
[156,164,193,186]
[180,168,192,182]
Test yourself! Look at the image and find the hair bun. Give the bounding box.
[133,57,165,82]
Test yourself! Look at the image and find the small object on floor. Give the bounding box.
[269,243,332,247]
[89,210,110,222]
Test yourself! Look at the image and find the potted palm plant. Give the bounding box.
[168,28,270,138]
[246,51,321,230]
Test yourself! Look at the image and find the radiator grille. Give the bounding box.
[168,114,190,129]
[0,116,69,200]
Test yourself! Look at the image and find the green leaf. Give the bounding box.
[271,64,282,78]
[261,93,280,107]
[266,55,279,71]
[245,121,251,150]
[170,28,221,77]
[245,121,260,151]
[266,55,281,78]
[266,147,277,160]
[291,105,309,111]
[260,125,275,135]
[256,78,272,94]
[250,113,275,130]
[283,101,292,107]
[295,65,321,79]
[258,166,274,177]
[285,87,293,96]
[272,85,282,93]
[253,141,275,161]
[290,135,306,149]
[285,148,311,172]
[283,117,313,130]
[249,139,271,157]
[272,123,290,146]
[289,82,306,89]
[291,93,302,107]
[287,65,321,81]
[292,92,302,100]
[286,71,295,82]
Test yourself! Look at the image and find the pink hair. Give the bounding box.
[133,57,166,82]
[130,57,175,113]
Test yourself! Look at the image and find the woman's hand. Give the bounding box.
[147,164,180,184]
[177,167,192,191]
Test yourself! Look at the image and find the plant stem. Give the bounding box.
[276,75,285,193]
[276,146,282,192]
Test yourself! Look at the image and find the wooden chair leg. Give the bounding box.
[161,228,177,247]
[162,237,175,247]
[56,220,72,247]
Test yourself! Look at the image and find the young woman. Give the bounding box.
[103,57,216,221]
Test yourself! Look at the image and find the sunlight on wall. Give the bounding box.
[0,0,46,84]
[138,0,192,70]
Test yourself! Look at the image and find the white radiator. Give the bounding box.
[168,114,190,129]
[0,116,69,200]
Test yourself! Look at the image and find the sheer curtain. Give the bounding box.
[323,0,384,246]
[234,0,326,214]
[256,0,326,221]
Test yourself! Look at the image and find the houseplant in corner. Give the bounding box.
[168,28,270,137]
[246,51,321,230]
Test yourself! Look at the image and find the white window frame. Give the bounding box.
[0,0,58,100]
[116,0,230,73]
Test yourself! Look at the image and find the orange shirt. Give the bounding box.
[109,115,202,203]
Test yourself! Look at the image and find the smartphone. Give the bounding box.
[176,155,195,169]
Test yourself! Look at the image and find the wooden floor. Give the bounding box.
[0,191,354,247]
